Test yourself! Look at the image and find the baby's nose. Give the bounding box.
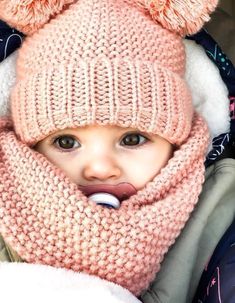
[82,157,121,181]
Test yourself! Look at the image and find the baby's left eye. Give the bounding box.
[121,133,148,147]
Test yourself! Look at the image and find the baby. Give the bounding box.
[35,125,173,208]
[0,0,218,301]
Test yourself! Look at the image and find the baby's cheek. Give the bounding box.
[128,144,173,190]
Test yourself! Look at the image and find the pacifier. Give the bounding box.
[88,193,120,209]
[79,182,137,209]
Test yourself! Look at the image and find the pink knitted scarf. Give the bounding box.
[0,114,208,295]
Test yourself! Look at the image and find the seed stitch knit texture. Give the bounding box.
[0,114,208,295]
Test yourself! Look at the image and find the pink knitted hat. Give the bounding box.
[0,0,218,145]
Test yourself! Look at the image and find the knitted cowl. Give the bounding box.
[0,113,208,296]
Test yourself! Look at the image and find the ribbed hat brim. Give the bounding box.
[12,58,193,145]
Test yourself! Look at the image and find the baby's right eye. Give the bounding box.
[53,135,81,151]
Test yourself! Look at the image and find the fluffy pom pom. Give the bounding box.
[0,0,75,35]
[136,0,219,36]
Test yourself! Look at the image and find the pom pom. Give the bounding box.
[0,0,75,35]
[136,0,219,36]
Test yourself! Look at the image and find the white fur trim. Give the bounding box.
[184,39,230,142]
[0,262,141,303]
[0,51,17,116]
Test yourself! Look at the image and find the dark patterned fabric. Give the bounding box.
[187,29,235,167]
[193,219,235,303]
[0,20,24,63]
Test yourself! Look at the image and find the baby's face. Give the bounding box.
[35,125,173,196]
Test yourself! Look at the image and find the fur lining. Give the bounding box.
[0,262,141,303]
[0,51,17,117]
[184,39,230,147]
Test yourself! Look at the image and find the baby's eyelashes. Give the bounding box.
[53,135,81,151]
[120,133,149,147]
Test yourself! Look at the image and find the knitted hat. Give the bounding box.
[0,0,218,145]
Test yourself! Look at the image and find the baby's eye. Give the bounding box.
[53,135,80,150]
[121,133,148,147]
